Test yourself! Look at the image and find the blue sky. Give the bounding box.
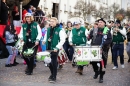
[122,0,130,10]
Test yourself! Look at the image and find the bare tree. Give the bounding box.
[68,0,96,21]
[94,6,106,19]
[126,10,130,20]
[109,3,120,21]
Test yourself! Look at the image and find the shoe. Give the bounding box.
[99,71,105,83]
[25,70,33,75]
[93,71,99,79]
[11,63,17,66]
[79,69,83,75]
[128,59,130,63]
[48,75,53,81]
[72,63,76,67]
[59,65,63,69]
[99,78,103,83]
[33,64,36,68]
[75,69,80,73]
[49,77,56,83]
[5,64,12,67]
[25,67,29,74]
[14,62,19,65]
[112,66,118,70]
[121,65,125,68]
[26,72,33,75]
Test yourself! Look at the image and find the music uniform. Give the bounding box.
[111,20,126,69]
[69,20,89,75]
[89,19,112,83]
[19,13,42,75]
[43,24,66,82]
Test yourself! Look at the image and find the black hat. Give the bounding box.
[98,18,106,24]
[116,19,121,24]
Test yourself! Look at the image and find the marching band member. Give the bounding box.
[88,18,112,83]
[69,20,89,75]
[43,17,66,83]
[19,13,42,75]
[63,21,74,62]
[111,20,126,69]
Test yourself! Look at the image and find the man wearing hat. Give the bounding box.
[19,13,42,75]
[69,20,89,75]
[88,18,112,83]
[111,19,126,70]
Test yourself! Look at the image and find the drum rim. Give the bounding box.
[74,46,101,48]
[37,51,50,56]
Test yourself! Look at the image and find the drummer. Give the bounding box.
[69,20,89,75]
[19,13,42,75]
[88,18,112,83]
[43,17,66,83]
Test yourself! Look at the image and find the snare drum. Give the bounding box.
[58,48,68,65]
[74,46,102,65]
[74,46,89,65]
[37,51,50,61]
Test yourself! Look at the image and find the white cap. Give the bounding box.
[25,13,32,17]
[74,20,81,25]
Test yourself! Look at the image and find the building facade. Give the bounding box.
[11,0,120,24]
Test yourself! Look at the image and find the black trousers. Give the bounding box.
[49,51,59,79]
[78,66,84,70]
[63,41,74,61]
[22,43,38,73]
[91,48,108,75]
[110,43,114,62]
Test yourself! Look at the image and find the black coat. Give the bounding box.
[12,11,20,20]
[89,27,112,48]
[0,1,8,21]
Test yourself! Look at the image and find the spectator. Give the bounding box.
[12,6,21,27]
[28,5,33,14]
[22,8,28,23]
[3,25,17,67]
[0,0,8,25]
[34,7,45,24]
[40,21,49,51]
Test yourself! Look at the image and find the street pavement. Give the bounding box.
[0,51,130,86]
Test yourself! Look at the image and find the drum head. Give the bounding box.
[37,51,50,56]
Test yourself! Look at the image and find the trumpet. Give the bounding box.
[127,27,130,33]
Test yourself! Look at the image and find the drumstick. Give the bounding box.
[101,60,105,71]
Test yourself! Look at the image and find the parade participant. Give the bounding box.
[126,27,130,63]
[111,19,126,69]
[89,18,112,83]
[40,21,49,51]
[43,17,66,83]
[19,13,42,75]
[63,21,74,62]
[69,20,89,75]
[109,20,115,63]
[3,25,17,67]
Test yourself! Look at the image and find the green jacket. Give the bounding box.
[72,27,87,45]
[46,27,61,50]
[112,26,126,44]
[22,22,39,43]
